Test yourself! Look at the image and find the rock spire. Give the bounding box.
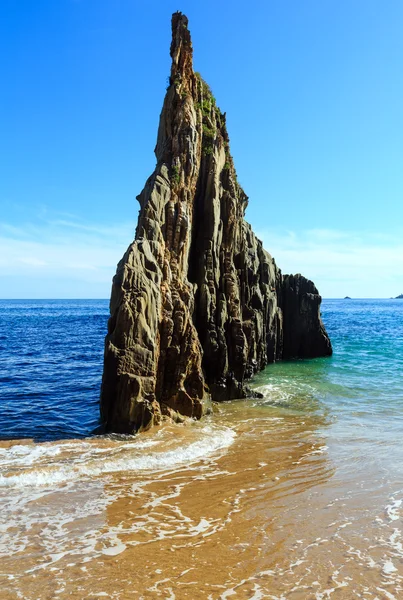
[100,12,332,433]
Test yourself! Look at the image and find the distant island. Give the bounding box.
[396,294,403,299]
[344,296,352,299]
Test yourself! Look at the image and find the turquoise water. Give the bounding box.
[252,298,403,426]
[253,298,403,478]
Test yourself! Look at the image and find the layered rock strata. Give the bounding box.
[100,12,332,433]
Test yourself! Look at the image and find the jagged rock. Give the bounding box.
[100,12,332,434]
[282,274,333,359]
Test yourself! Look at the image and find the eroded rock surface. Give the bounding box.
[100,12,332,433]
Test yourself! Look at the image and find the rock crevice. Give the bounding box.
[100,12,332,433]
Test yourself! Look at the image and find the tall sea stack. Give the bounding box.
[100,12,332,433]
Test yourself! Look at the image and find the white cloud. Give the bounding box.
[0,214,137,298]
[256,227,403,298]
[18,257,48,267]
[0,213,401,298]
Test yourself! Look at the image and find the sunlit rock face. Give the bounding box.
[100,12,332,434]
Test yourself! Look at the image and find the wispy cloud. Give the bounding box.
[18,257,48,267]
[0,213,137,298]
[0,213,402,298]
[256,227,403,298]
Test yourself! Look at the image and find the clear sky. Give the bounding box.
[1,0,403,298]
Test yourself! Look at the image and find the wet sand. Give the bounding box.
[1,400,402,599]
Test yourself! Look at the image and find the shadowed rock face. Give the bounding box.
[100,12,332,434]
[282,275,332,359]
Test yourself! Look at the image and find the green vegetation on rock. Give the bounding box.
[171,164,180,185]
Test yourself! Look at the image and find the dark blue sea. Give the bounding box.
[1,298,403,598]
[0,299,108,440]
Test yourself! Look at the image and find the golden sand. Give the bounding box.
[1,403,402,599]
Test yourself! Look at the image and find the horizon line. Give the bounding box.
[0,297,400,301]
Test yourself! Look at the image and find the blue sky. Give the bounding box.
[1,0,403,298]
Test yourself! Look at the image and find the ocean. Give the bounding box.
[0,298,402,599]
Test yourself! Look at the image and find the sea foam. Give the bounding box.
[0,424,236,488]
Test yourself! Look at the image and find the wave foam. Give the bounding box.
[0,425,236,488]
[385,497,402,522]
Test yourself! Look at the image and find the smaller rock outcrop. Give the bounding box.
[282,275,332,359]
